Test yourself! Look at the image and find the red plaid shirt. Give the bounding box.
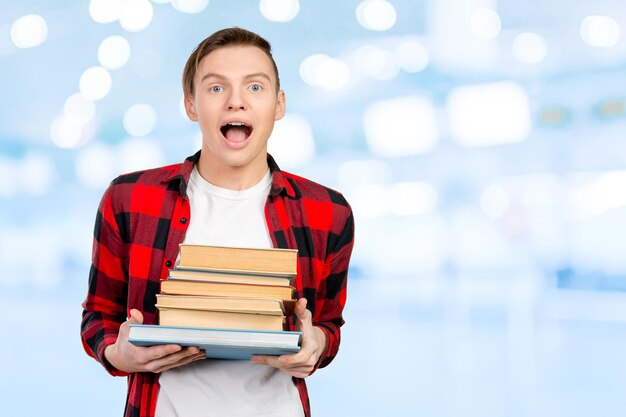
[81,152,354,417]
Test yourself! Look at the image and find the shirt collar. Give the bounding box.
[163,151,295,198]
[267,153,295,198]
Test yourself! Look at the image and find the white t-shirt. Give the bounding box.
[155,167,304,417]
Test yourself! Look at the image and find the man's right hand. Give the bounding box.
[104,309,205,373]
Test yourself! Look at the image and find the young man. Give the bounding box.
[81,27,354,417]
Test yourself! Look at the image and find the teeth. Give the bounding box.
[227,122,246,127]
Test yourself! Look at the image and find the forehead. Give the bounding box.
[196,45,276,83]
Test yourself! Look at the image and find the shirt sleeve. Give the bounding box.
[312,206,355,371]
[80,183,130,377]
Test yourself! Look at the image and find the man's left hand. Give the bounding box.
[251,298,326,378]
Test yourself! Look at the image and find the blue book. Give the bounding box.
[128,324,302,360]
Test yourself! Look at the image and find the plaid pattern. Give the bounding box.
[81,151,355,417]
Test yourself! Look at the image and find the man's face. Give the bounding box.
[185,45,285,171]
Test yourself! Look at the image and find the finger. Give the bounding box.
[154,355,199,373]
[251,356,313,378]
[155,352,206,373]
[142,346,200,370]
[128,309,144,324]
[275,351,304,366]
[281,366,313,376]
[272,338,318,366]
[252,338,314,363]
[276,354,317,370]
[118,309,144,340]
[251,355,285,367]
[293,299,313,334]
[144,348,198,372]
[252,352,313,369]
[287,370,312,378]
[251,355,270,365]
[140,343,184,362]
[293,298,310,321]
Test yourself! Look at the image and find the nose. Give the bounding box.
[227,89,246,111]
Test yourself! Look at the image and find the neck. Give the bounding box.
[196,152,269,191]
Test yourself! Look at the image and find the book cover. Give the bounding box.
[178,245,298,275]
[157,307,286,331]
[161,279,295,300]
[169,267,294,287]
[128,324,301,360]
[156,294,288,315]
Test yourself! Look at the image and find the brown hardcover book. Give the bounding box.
[161,279,295,300]
[157,307,285,331]
[178,245,298,275]
[156,294,287,315]
[168,268,294,287]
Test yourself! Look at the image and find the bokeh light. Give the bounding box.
[171,0,209,14]
[470,8,501,39]
[395,39,430,73]
[89,0,123,23]
[51,116,83,149]
[259,0,300,22]
[119,0,154,32]
[268,114,315,168]
[299,53,351,91]
[123,103,158,137]
[572,171,626,218]
[448,82,532,147]
[10,14,48,49]
[513,32,548,64]
[353,45,400,80]
[363,96,438,157]
[580,15,621,48]
[79,66,112,101]
[98,35,131,70]
[64,93,96,126]
[356,0,397,31]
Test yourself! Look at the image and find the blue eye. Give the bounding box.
[210,85,222,93]
[249,84,262,92]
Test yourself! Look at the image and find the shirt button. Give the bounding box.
[165,260,173,268]
[180,217,188,224]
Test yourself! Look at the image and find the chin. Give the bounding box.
[221,152,260,169]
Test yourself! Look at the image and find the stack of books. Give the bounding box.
[128,245,302,360]
[159,244,297,331]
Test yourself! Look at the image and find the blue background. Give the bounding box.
[1,1,626,416]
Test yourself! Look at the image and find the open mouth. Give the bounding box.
[220,122,253,143]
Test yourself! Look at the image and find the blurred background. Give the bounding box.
[2,0,626,416]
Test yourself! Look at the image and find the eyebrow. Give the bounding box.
[200,72,273,84]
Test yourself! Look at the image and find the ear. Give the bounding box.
[184,95,198,122]
[274,90,286,121]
